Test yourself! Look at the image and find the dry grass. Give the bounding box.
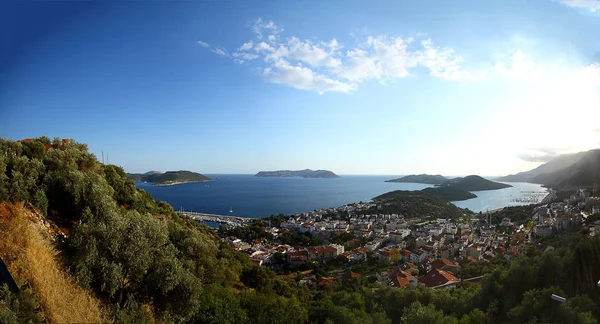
[0,202,106,323]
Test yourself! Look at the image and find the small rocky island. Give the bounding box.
[126,170,212,186]
[255,169,340,178]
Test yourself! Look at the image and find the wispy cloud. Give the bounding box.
[518,153,559,162]
[211,48,228,57]
[197,40,210,48]
[553,0,600,12]
[199,18,478,94]
[518,147,575,162]
[251,18,284,40]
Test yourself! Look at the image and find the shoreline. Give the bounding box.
[152,180,212,187]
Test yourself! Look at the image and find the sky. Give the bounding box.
[1,0,600,176]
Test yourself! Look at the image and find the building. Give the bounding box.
[428,259,461,275]
[420,268,460,288]
[533,224,552,238]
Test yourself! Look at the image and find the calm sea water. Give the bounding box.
[135,175,547,218]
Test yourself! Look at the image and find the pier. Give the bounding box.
[180,211,254,228]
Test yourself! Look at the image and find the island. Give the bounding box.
[126,170,212,186]
[255,169,340,178]
[385,174,447,185]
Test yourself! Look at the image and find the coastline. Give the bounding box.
[152,180,212,187]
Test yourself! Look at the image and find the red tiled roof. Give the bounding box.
[402,262,417,270]
[318,277,335,287]
[391,276,411,288]
[420,268,459,287]
[429,259,458,271]
[346,272,361,280]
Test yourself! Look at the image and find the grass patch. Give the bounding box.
[0,202,106,323]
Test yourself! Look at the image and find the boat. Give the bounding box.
[229,207,233,213]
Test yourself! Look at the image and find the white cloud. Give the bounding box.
[263,59,356,94]
[197,40,210,48]
[198,18,493,93]
[212,48,228,57]
[232,51,259,64]
[252,18,284,39]
[239,41,254,51]
[554,0,600,11]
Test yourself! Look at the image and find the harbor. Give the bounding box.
[180,210,254,228]
[510,190,549,204]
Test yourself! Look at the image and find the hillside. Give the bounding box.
[443,175,512,191]
[373,190,472,219]
[0,137,303,323]
[255,169,340,178]
[532,150,600,190]
[126,170,211,185]
[497,150,591,183]
[422,186,477,201]
[384,174,447,185]
[496,149,600,190]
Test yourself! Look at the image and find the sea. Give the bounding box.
[135,175,548,219]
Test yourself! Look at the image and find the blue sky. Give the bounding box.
[1,0,599,176]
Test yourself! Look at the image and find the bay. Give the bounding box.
[135,175,548,218]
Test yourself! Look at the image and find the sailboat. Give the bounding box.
[229,207,233,213]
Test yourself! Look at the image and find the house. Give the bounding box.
[343,272,361,281]
[389,229,411,242]
[401,262,419,275]
[533,224,552,238]
[420,268,460,288]
[389,269,418,288]
[399,249,411,263]
[428,259,460,275]
[287,250,309,265]
[318,277,335,287]
[410,248,429,264]
[391,276,411,288]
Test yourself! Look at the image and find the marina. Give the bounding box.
[180,210,254,228]
[510,190,549,203]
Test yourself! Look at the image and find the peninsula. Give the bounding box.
[126,170,212,186]
[255,169,340,178]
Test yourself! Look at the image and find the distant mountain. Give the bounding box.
[373,190,472,219]
[255,169,340,178]
[443,175,512,191]
[496,149,600,190]
[532,150,600,190]
[496,151,591,183]
[385,174,447,185]
[126,170,211,186]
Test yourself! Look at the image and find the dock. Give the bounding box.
[180,211,254,228]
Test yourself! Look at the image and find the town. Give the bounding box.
[216,189,600,290]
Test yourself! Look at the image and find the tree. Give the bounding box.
[400,301,445,324]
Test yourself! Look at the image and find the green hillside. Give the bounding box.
[422,186,478,201]
[443,175,512,191]
[373,190,472,218]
